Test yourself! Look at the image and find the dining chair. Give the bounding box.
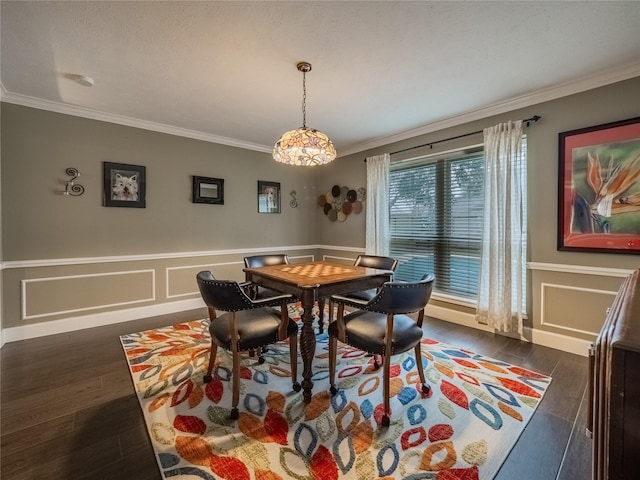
[322,255,398,332]
[243,254,294,300]
[197,270,301,419]
[328,274,435,427]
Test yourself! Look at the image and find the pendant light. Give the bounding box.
[273,62,337,166]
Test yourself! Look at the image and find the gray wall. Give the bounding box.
[2,77,639,351]
[1,104,320,331]
[2,104,319,259]
[316,76,640,348]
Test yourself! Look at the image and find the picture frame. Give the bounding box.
[257,180,281,213]
[558,116,640,254]
[192,176,224,205]
[103,162,146,208]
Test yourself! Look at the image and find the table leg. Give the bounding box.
[299,289,316,403]
[317,297,326,333]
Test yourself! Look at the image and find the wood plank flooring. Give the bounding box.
[1,309,592,479]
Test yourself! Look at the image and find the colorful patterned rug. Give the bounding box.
[120,304,551,480]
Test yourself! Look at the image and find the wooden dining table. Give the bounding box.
[243,260,393,403]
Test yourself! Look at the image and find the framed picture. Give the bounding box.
[558,116,640,254]
[103,162,146,208]
[258,180,280,213]
[192,176,224,205]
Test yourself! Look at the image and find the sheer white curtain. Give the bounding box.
[476,121,525,334]
[365,153,391,256]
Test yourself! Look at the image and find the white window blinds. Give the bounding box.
[389,140,527,304]
[389,147,487,300]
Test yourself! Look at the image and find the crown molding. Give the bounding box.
[2,62,638,157]
[339,61,640,157]
[0,92,272,153]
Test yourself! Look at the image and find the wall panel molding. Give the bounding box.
[21,270,155,320]
[166,261,243,299]
[539,282,617,337]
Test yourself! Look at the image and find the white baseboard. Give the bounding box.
[426,304,591,357]
[2,296,592,357]
[1,298,205,344]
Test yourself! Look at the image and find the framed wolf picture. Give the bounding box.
[103,162,146,208]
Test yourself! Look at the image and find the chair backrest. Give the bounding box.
[244,254,290,269]
[354,254,398,272]
[196,271,254,312]
[366,274,435,314]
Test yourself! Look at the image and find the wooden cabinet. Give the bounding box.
[589,269,640,480]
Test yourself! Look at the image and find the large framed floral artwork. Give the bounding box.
[558,117,640,254]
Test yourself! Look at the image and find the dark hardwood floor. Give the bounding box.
[1,308,592,480]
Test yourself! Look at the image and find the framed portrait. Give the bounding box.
[558,116,640,254]
[192,176,224,205]
[103,162,146,208]
[258,180,280,213]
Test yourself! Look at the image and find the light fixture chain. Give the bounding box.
[302,70,307,128]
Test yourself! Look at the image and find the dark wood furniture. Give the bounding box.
[196,271,300,419]
[589,268,640,480]
[328,274,434,426]
[243,260,392,403]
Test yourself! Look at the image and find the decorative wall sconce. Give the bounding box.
[289,190,299,208]
[64,167,85,196]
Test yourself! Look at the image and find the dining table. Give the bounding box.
[243,260,393,403]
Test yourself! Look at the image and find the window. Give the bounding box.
[389,140,527,304]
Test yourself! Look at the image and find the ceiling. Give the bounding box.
[2,1,639,157]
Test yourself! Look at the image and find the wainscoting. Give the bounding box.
[1,246,630,359]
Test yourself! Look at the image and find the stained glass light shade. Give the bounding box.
[273,127,337,166]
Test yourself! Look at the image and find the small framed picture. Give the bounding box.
[103,162,146,208]
[192,176,224,205]
[258,180,281,213]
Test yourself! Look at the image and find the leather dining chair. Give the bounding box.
[328,274,435,427]
[197,271,301,419]
[243,254,294,300]
[322,255,398,332]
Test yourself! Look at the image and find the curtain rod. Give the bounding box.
[364,115,541,161]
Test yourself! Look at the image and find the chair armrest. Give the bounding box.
[250,293,295,308]
[330,294,369,311]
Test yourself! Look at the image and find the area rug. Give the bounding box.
[121,304,551,480]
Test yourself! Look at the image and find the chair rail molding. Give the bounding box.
[528,262,634,277]
[1,245,326,269]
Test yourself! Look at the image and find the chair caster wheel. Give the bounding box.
[373,355,383,369]
[330,386,338,396]
[203,375,212,383]
[381,415,390,427]
[293,382,301,392]
[421,384,431,395]
[230,408,239,420]
[258,356,265,364]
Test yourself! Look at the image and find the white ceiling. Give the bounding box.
[2,1,639,157]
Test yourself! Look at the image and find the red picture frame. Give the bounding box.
[558,117,640,254]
